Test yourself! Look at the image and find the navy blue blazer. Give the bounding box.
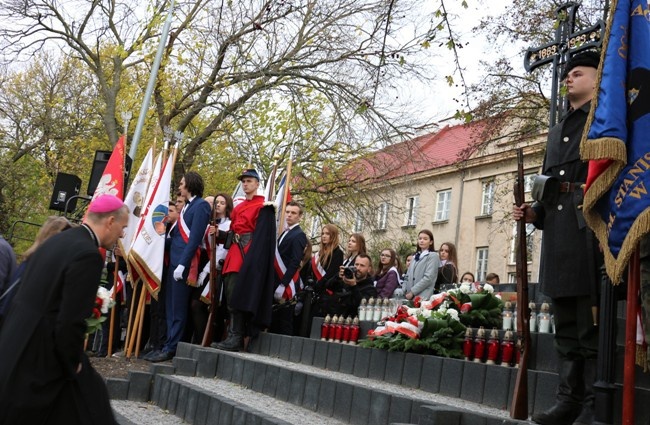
[169,197,211,268]
[277,225,308,287]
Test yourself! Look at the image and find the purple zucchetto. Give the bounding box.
[88,194,125,213]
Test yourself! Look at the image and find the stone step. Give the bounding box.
[112,400,186,425]
[177,342,533,424]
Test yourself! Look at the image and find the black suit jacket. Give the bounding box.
[0,226,115,425]
[277,225,308,288]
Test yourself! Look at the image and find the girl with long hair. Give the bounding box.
[374,248,402,298]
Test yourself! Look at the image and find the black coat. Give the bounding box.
[0,226,116,425]
[276,225,308,288]
[231,205,277,333]
[317,275,377,318]
[532,102,603,299]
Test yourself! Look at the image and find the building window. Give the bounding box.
[310,216,321,239]
[377,202,389,230]
[509,223,535,264]
[404,196,419,226]
[354,211,363,233]
[434,189,452,222]
[508,272,532,283]
[481,181,495,216]
[476,247,489,282]
[524,174,536,193]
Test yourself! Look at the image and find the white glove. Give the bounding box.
[173,265,185,281]
[198,270,208,285]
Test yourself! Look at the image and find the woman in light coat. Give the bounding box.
[403,229,440,301]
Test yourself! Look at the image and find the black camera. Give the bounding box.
[343,266,357,279]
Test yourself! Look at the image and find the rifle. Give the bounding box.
[201,196,220,347]
[510,148,531,420]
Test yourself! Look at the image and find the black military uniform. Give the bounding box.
[530,51,603,425]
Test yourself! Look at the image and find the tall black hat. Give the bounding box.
[562,50,600,79]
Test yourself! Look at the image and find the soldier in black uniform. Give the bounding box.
[514,51,603,425]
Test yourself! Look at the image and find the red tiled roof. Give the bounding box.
[348,120,489,184]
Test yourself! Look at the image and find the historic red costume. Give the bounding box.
[222,195,265,274]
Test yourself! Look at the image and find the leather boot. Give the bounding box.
[532,359,584,425]
[573,358,596,425]
[214,311,243,352]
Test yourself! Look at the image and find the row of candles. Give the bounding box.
[463,327,519,366]
[501,301,554,333]
[357,297,397,322]
[320,315,362,344]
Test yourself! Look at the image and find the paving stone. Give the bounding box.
[176,342,195,358]
[368,348,388,380]
[287,371,306,406]
[401,353,424,388]
[195,350,218,378]
[269,333,282,357]
[251,361,268,393]
[231,356,245,384]
[150,375,161,403]
[221,353,234,381]
[439,357,464,398]
[263,365,280,397]
[241,359,255,389]
[533,370,556,416]
[508,369,537,415]
[482,365,512,409]
[149,363,176,376]
[420,355,443,394]
[385,351,406,385]
[275,368,293,402]
[460,361,487,403]
[459,412,488,425]
[333,381,353,422]
[350,386,371,425]
[410,400,429,424]
[300,338,316,366]
[278,335,292,361]
[339,344,357,374]
[316,376,336,416]
[353,346,371,378]
[218,399,234,424]
[231,405,247,425]
[176,384,189,419]
[194,391,211,425]
[303,375,322,411]
[207,396,222,423]
[310,316,324,339]
[388,396,413,424]
[259,331,272,356]
[184,387,199,424]
[173,357,197,376]
[289,337,304,363]
[312,340,329,368]
[533,333,557,373]
[158,377,171,410]
[418,405,461,425]
[127,371,152,402]
[326,343,342,371]
[369,390,391,425]
[246,412,262,425]
[106,377,129,400]
[216,351,226,378]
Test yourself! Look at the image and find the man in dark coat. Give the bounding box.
[0,194,128,425]
[317,254,377,318]
[270,201,308,335]
[514,51,603,425]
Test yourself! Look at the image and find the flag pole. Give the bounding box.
[623,248,639,424]
[128,0,176,160]
[277,151,293,238]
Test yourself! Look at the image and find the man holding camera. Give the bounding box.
[317,253,377,318]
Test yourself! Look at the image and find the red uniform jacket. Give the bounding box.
[222,195,265,274]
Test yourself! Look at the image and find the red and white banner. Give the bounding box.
[120,147,154,259]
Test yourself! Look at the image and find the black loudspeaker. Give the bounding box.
[87,150,133,196]
[49,173,82,212]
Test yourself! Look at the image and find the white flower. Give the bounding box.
[96,286,114,314]
[460,283,471,294]
[439,305,447,314]
[420,309,432,319]
[483,283,494,294]
[447,309,459,321]
[421,300,432,310]
[407,307,420,316]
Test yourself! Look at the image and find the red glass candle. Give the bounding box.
[463,328,474,360]
[501,340,514,366]
[342,322,352,343]
[486,338,499,364]
[321,315,332,341]
[334,323,344,342]
[350,319,360,344]
[473,327,486,363]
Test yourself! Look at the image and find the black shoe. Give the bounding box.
[142,350,160,361]
[147,350,175,363]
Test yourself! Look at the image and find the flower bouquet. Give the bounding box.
[361,297,467,358]
[86,286,115,336]
[446,283,504,329]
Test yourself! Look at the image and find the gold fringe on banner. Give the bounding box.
[637,345,648,372]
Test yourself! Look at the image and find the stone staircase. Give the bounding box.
[107,299,650,425]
